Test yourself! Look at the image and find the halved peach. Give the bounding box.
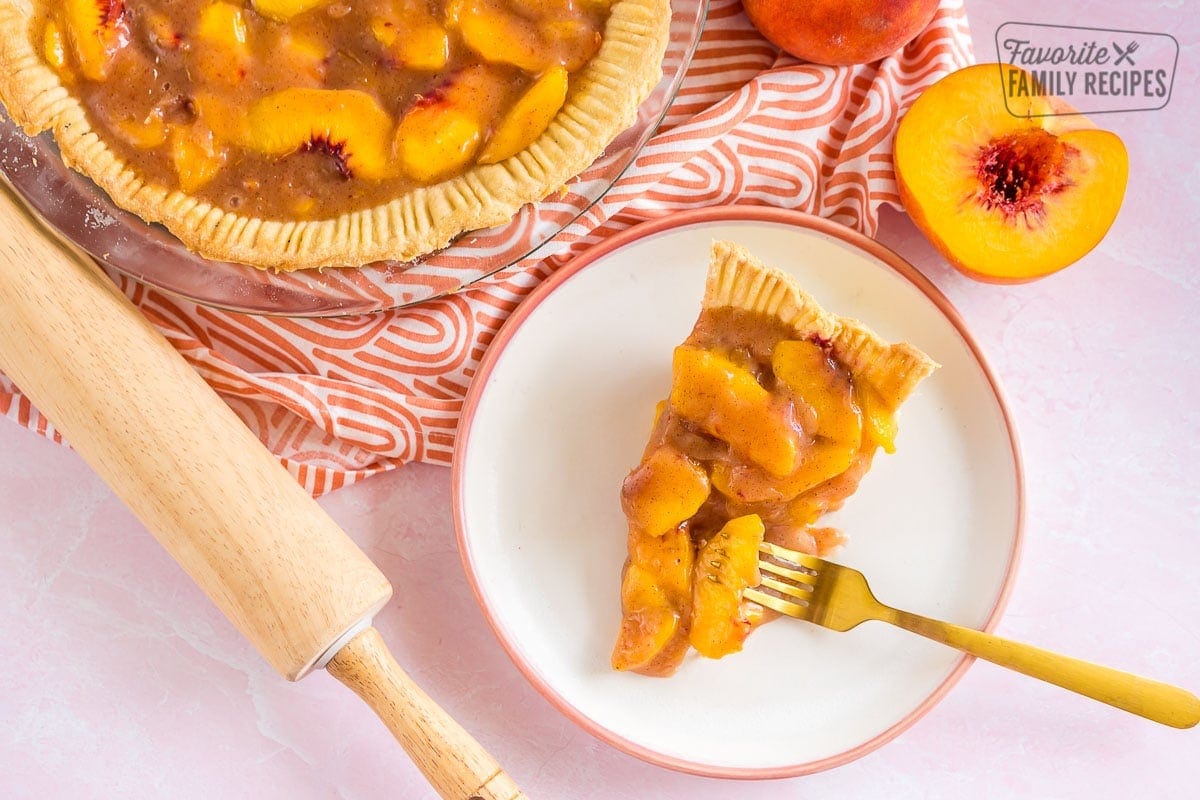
[479,66,568,165]
[55,0,129,81]
[896,63,1128,282]
[244,88,395,181]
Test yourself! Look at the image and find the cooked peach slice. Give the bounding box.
[773,339,898,458]
[436,65,515,123]
[192,93,248,145]
[612,572,679,673]
[250,0,329,22]
[114,110,168,150]
[670,345,800,477]
[56,0,129,82]
[453,0,556,74]
[196,2,248,48]
[244,89,394,181]
[855,384,898,453]
[391,65,517,182]
[193,2,251,85]
[42,20,70,76]
[612,526,694,673]
[256,30,327,87]
[896,63,1128,282]
[142,11,182,51]
[371,15,450,71]
[394,105,481,184]
[772,340,863,444]
[537,19,602,71]
[621,445,710,538]
[627,524,695,604]
[690,514,764,659]
[711,440,854,504]
[479,66,568,165]
[169,125,224,193]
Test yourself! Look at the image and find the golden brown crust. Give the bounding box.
[0,0,670,270]
[704,239,939,408]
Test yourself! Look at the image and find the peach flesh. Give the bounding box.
[895,63,1128,283]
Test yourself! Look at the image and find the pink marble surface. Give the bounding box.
[2,1,1198,797]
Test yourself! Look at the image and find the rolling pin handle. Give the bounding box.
[327,628,529,800]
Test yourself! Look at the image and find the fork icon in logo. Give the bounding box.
[1113,39,1139,66]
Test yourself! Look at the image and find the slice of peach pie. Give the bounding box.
[612,241,938,676]
[0,1,669,269]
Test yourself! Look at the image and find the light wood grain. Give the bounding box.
[328,628,528,800]
[0,185,529,796]
[0,183,392,679]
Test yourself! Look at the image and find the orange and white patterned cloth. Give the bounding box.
[0,0,972,495]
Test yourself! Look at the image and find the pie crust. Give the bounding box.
[612,240,938,676]
[704,239,938,409]
[0,0,670,270]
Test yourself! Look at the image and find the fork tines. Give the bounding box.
[744,542,822,620]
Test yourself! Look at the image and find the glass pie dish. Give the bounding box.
[0,0,708,317]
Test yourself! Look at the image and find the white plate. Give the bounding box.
[453,207,1024,778]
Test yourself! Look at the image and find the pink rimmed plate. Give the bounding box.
[453,206,1024,778]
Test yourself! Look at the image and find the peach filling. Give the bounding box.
[612,309,897,676]
[36,0,610,220]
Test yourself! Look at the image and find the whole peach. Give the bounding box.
[742,0,941,66]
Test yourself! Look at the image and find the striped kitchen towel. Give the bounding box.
[0,0,972,495]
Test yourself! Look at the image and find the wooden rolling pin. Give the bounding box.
[0,182,525,800]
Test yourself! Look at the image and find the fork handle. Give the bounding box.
[884,609,1200,729]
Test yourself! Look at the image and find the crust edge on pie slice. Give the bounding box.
[613,240,939,677]
[704,239,939,410]
[0,0,670,270]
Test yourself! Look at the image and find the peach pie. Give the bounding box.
[612,241,938,676]
[0,0,669,269]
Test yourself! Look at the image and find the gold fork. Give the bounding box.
[743,542,1200,729]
